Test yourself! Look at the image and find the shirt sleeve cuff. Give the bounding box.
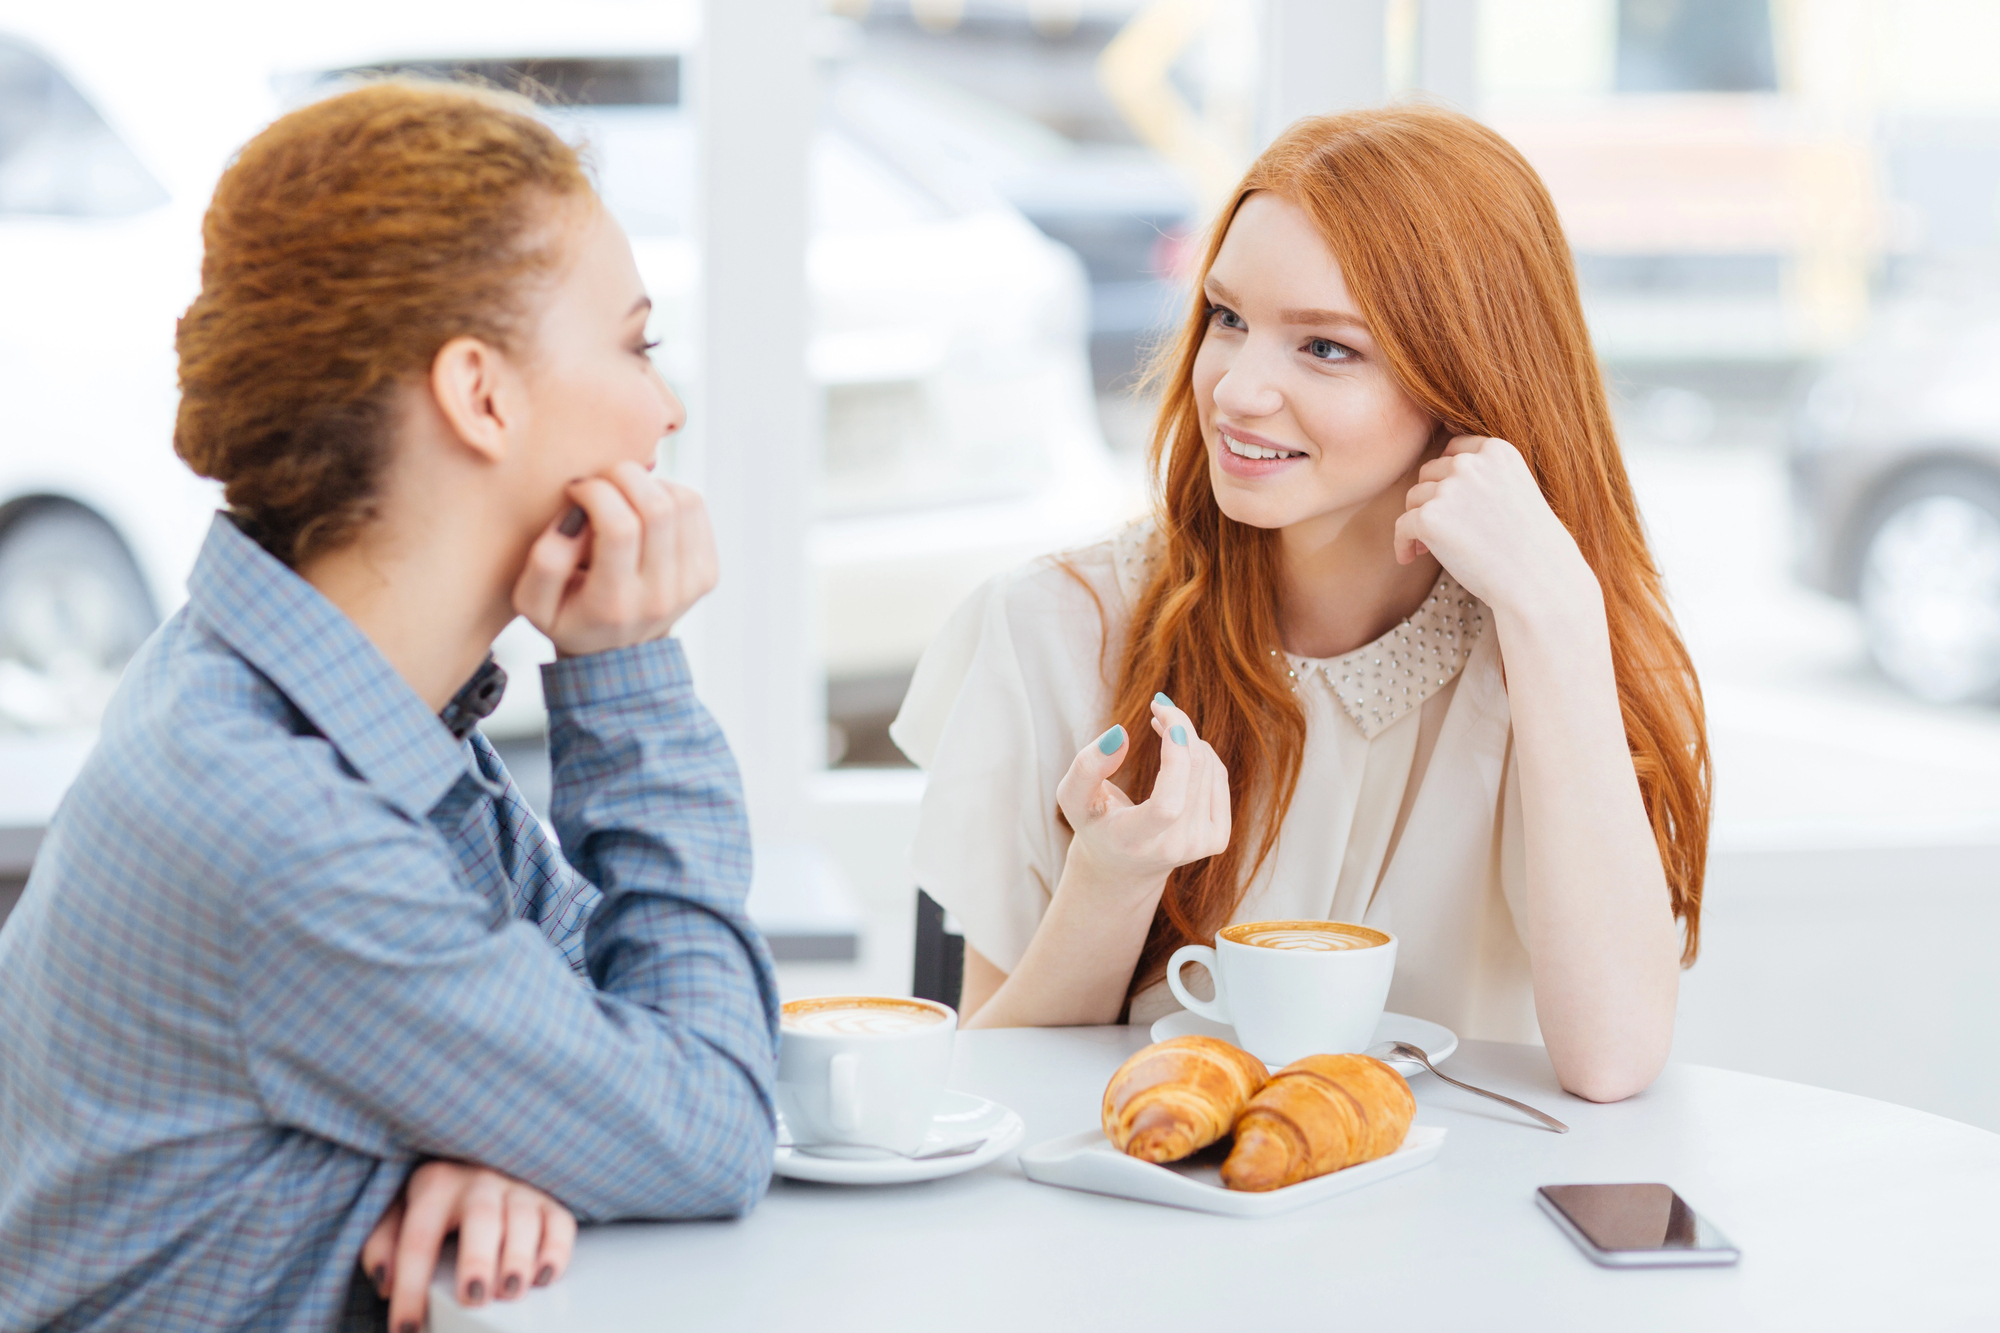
[540,637,692,711]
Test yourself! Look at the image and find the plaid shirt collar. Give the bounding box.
[185,513,486,823]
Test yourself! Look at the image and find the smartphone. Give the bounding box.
[1537,1183,1740,1267]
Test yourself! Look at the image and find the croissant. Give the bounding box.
[1220,1053,1415,1192]
[1102,1036,1269,1163]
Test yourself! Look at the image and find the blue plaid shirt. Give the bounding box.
[0,515,781,1331]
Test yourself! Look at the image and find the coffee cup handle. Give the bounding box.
[828,1052,860,1132]
[1166,944,1230,1025]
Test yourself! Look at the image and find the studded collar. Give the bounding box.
[1276,573,1486,739]
[1108,519,1486,741]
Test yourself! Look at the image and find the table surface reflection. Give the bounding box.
[433,1026,2000,1331]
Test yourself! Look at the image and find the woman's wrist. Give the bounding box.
[1487,548,1607,647]
[1057,840,1169,916]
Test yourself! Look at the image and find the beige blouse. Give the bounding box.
[890,518,1541,1044]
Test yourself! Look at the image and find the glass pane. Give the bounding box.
[0,37,166,217]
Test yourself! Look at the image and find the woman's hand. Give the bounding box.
[1393,435,1599,622]
[360,1161,577,1333]
[513,459,718,657]
[1055,695,1231,895]
[962,696,1230,1028]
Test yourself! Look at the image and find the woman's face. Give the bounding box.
[512,202,684,525]
[1192,192,1436,537]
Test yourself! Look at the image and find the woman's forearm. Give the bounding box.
[963,848,1165,1028]
[1495,577,1680,1102]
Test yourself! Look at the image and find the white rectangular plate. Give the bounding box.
[1019,1125,1445,1218]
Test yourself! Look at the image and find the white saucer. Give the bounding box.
[1021,1124,1446,1218]
[1149,1009,1458,1077]
[773,1090,1026,1185]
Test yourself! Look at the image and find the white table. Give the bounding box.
[433,1027,2000,1331]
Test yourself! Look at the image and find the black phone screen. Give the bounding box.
[1539,1183,1705,1251]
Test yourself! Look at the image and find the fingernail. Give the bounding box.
[502,1274,522,1299]
[371,1264,387,1294]
[467,1278,486,1304]
[399,1323,420,1333]
[535,1265,556,1288]
[1096,724,1125,755]
[557,505,587,537]
[1170,724,1188,746]
[1154,691,1174,708]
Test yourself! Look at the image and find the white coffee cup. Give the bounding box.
[777,995,957,1158]
[1166,919,1397,1066]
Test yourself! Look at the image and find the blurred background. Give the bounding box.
[1,0,1996,1129]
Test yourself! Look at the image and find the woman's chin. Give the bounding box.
[1209,472,1318,531]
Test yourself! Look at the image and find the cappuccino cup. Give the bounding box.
[1166,920,1396,1065]
[777,995,956,1158]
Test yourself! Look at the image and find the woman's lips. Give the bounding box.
[1214,427,1309,479]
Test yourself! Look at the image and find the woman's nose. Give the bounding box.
[1210,345,1284,421]
[658,378,687,437]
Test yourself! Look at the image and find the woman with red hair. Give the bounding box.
[894,105,1709,1102]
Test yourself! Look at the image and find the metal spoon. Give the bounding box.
[1370,1040,1570,1133]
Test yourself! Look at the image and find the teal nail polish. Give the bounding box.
[1154,691,1174,708]
[1097,724,1125,755]
[1170,724,1188,746]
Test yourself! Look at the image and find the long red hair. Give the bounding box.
[1111,106,1710,1000]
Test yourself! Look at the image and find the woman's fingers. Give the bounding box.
[453,1175,504,1307]
[1393,506,1433,566]
[387,1168,459,1333]
[606,461,681,610]
[570,476,641,586]
[1057,724,1133,823]
[670,483,720,606]
[359,1196,403,1299]
[496,1189,542,1300]
[1207,741,1231,850]
[536,1201,578,1288]
[1142,698,1195,823]
[512,504,591,630]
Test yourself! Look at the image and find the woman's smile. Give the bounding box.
[1215,424,1310,478]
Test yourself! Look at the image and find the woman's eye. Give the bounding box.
[1305,337,1354,362]
[1206,304,1245,331]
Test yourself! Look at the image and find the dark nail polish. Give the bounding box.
[467,1278,486,1304]
[502,1274,522,1299]
[535,1265,556,1287]
[557,505,587,537]
[370,1264,387,1293]
[399,1323,420,1333]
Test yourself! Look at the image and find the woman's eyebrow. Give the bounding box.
[1202,279,1367,333]
[1281,306,1368,332]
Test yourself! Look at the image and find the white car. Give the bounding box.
[0,2,1130,739]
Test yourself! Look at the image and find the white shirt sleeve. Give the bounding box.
[890,548,1121,972]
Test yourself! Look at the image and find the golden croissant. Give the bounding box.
[1220,1053,1415,1192]
[1101,1036,1269,1163]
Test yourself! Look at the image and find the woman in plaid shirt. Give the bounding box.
[0,81,780,1333]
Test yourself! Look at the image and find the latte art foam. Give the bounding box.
[1237,927,1373,951]
[781,997,946,1037]
[1219,919,1390,952]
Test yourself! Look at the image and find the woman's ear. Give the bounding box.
[429,336,517,465]
[1425,420,1454,456]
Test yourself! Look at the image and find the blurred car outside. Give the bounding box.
[0,2,1135,753]
[828,10,1201,404]
[1789,265,2000,705]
